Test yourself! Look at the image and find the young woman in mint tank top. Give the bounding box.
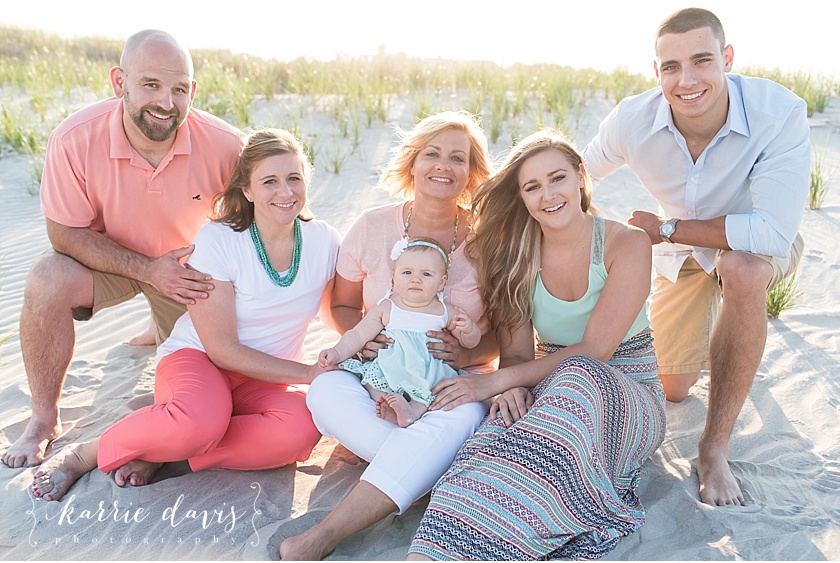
[408,130,666,561]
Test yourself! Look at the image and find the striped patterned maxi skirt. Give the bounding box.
[409,329,666,560]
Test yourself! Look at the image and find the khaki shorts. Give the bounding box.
[72,268,187,345]
[650,233,804,374]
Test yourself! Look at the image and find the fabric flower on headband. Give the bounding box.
[390,237,409,261]
[390,237,450,267]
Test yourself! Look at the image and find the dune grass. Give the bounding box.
[1,24,837,193]
[767,269,804,318]
[809,144,832,210]
[743,66,839,117]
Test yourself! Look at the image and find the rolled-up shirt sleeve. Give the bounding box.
[724,101,810,257]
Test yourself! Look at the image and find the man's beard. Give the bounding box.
[124,89,185,142]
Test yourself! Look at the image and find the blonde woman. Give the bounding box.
[408,131,666,560]
[280,112,497,560]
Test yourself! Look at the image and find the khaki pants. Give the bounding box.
[72,269,187,345]
[650,234,804,374]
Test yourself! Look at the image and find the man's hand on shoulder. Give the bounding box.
[146,245,215,305]
[628,210,664,245]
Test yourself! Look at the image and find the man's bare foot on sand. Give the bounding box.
[127,317,156,346]
[697,443,744,506]
[2,415,63,468]
[375,393,427,428]
[31,440,99,502]
[114,459,163,487]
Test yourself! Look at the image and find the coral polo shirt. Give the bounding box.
[40,97,243,259]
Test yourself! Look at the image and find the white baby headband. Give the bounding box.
[390,238,449,267]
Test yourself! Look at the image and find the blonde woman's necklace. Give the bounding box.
[403,203,458,266]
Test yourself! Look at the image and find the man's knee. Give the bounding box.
[660,371,700,403]
[24,252,94,308]
[716,252,773,295]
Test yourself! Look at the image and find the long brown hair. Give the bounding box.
[467,130,596,332]
[212,128,313,231]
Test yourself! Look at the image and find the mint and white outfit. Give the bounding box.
[339,295,458,406]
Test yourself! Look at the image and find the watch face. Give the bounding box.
[661,222,675,236]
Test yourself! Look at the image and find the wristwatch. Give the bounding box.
[659,218,680,243]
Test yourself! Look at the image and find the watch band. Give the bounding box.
[660,218,680,244]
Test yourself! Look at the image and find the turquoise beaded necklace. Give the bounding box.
[249,218,301,287]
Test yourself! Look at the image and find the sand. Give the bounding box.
[1,92,839,561]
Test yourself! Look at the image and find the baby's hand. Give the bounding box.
[453,309,475,331]
[318,349,338,369]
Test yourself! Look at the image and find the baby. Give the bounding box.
[319,237,481,427]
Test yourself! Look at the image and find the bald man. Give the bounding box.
[2,30,244,468]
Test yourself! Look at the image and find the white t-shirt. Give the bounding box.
[156,219,340,363]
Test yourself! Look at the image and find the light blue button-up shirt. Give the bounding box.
[583,74,810,282]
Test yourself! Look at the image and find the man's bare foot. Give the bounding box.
[127,317,156,346]
[31,440,98,502]
[2,416,63,468]
[375,393,427,428]
[279,526,336,561]
[114,459,163,487]
[697,448,744,506]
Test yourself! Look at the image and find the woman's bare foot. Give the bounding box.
[31,439,99,502]
[376,393,427,428]
[127,317,156,346]
[114,459,163,487]
[279,525,336,561]
[2,415,63,468]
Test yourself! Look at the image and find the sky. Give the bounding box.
[3,0,838,79]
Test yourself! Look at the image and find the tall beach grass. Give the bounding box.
[1,25,837,193]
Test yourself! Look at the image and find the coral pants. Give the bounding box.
[97,348,321,473]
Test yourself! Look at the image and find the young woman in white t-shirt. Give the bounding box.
[32,129,340,501]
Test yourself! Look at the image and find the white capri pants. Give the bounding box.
[306,370,488,514]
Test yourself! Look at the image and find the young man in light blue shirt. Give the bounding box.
[583,8,809,506]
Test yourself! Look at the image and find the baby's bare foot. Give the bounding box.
[375,394,400,425]
[378,393,427,428]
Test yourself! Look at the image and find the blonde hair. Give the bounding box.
[379,111,491,208]
[212,128,313,231]
[467,130,596,331]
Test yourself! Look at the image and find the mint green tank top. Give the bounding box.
[531,216,649,346]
